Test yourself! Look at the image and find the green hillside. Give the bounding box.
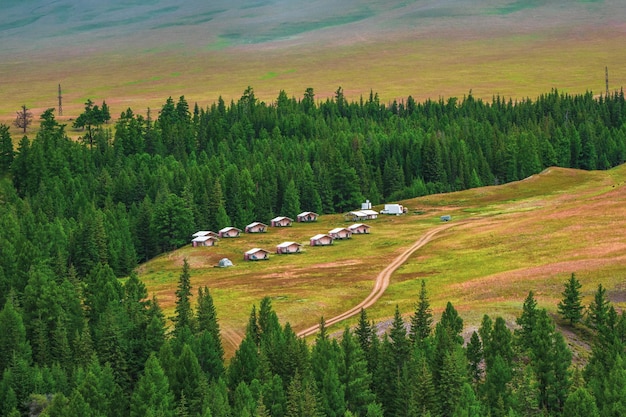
[139,164,626,355]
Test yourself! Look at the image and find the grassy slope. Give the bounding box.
[139,165,626,356]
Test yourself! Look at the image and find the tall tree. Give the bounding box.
[409,280,433,344]
[13,105,33,134]
[0,124,13,175]
[338,327,374,417]
[586,283,610,331]
[153,193,195,252]
[195,286,224,380]
[562,387,599,417]
[515,291,538,352]
[172,259,193,335]
[0,294,32,374]
[557,273,584,326]
[130,353,176,417]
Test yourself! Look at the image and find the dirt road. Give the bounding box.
[297,222,459,338]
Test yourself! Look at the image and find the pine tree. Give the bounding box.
[557,273,584,326]
[530,309,572,413]
[466,331,483,384]
[587,283,610,331]
[409,280,433,344]
[440,301,464,344]
[515,291,538,352]
[0,295,31,373]
[172,259,193,335]
[281,179,301,220]
[196,286,222,347]
[0,124,13,175]
[175,344,208,416]
[338,327,374,416]
[130,353,176,417]
[453,383,482,417]
[233,381,256,417]
[562,387,599,417]
[482,355,512,416]
[389,305,411,371]
[285,371,323,417]
[355,308,374,355]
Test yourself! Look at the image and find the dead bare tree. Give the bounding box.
[14,105,33,134]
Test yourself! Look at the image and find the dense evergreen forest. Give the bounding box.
[1,87,626,416]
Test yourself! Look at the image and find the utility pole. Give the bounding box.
[58,83,63,116]
[605,66,609,97]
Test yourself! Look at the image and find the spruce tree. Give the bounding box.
[172,258,193,335]
[557,273,584,326]
[338,327,374,416]
[562,387,599,417]
[587,283,610,331]
[466,331,483,384]
[0,295,31,374]
[355,308,374,355]
[130,353,176,417]
[389,305,410,371]
[0,124,13,175]
[196,287,222,345]
[409,280,433,344]
[515,291,538,351]
[281,179,301,220]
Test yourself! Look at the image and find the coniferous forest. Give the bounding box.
[1,87,626,416]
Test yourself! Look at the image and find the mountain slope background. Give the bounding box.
[1,0,626,125]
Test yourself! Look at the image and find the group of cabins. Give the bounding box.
[191,210,372,262]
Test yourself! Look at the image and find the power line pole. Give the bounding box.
[605,66,609,97]
[58,83,63,116]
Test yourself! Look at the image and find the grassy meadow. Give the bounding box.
[138,166,626,356]
[2,0,626,136]
[3,0,626,356]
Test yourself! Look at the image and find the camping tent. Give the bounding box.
[217,258,234,268]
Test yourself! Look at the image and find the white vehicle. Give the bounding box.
[380,204,405,215]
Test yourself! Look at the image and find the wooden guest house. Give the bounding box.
[219,226,242,238]
[270,216,294,227]
[276,241,302,254]
[329,227,352,240]
[348,223,371,234]
[191,235,219,247]
[297,211,319,222]
[245,222,268,233]
[244,248,270,261]
[310,234,333,246]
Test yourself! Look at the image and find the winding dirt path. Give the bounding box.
[297,222,461,338]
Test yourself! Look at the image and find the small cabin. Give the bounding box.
[276,241,302,254]
[440,215,452,222]
[192,230,219,238]
[270,216,294,227]
[329,227,352,240]
[191,235,219,247]
[345,210,378,222]
[245,222,268,233]
[297,211,319,222]
[244,248,270,261]
[361,209,379,219]
[218,226,242,238]
[310,234,334,246]
[348,223,371,234]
